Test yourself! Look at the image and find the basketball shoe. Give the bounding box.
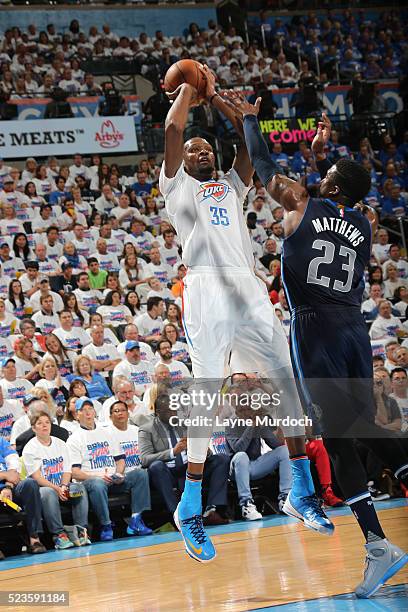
[355,538,408,598]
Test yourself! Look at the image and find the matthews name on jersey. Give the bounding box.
[283,198,372,309]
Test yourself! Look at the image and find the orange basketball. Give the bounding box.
[164,59,207,99]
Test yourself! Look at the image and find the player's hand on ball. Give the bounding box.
[222,90,261,118]
[200,64,217,100]
[166,82,200,107]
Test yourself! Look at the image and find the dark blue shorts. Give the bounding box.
[289,305,375,436]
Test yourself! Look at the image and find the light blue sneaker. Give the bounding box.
[127,515,153,536]
[54,532,74,550]
[355,539,408,598]
[282,491,334,535]
[174,504,216,563]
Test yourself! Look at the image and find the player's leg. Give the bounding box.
[324,436,408,598]
[319,313,408,597]
[175,271,233,562]
[230,277,334,534]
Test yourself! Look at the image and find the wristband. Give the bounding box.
[209,93,218,105]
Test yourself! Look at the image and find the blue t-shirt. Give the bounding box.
[0,437,17,488]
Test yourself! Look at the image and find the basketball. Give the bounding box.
[164,59,207,99]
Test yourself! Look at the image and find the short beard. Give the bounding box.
[188,163,214,181]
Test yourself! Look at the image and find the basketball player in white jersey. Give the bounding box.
[160,67,333,563]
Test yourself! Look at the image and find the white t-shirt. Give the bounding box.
[107,423,141,473]
[96,305,132,327]
[10,414,30,445]
[369,315,407,340]
[0,400,24,441]
[73,288,102,310]
[0,378,33,401]
[83,342,120,378]
[159,163,253,268]
[67,425,123,478]
[23,436,71,486]
[29,290,64,313]
[143,262,173,284]
[53,326,91,351]
[134,312,164,339]
[155,359,190,384]
[372,243,390,264]
[31,311,60,334]
[159,246,180,268]
[112,360,154,396]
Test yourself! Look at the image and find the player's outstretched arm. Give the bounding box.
[224,91,278,189]
[164,83,198,178]
[200,68,253,185]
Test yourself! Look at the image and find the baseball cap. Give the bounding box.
[75,397,93,412]
[23,393,37,407]
[61,262,73,271]
[125,340,140,351]
[1,357,15,368]
[0,242,9,248]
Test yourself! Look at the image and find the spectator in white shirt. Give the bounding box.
[382,244,408,280]
[53,310,91,352]
[369,300,408,340]
[23,409,89,549]
[117,324,156,363]
[94,185,118,215]
[100,376,150,426]
[383,263,407,299]
[154,340,190,385]
[134,297,165,344]
[372,229,391,264]
[83,325,121,380]
[106,400,143,473]
[29,278,64,313]
[71,223,95,260]
[112,341,154,397]
[31,294,60,335]
[67,397,152,540]
[73,272,102,311]
[0,358,33,401]
[0,386,24,441]
[390,369,408,431]
[146,277,174,303]
[69,154,91,183]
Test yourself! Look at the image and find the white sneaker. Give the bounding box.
[241,500,262,521]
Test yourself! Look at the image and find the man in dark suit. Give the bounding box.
[139,394,230,525]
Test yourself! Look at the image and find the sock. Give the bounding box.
[347,491,386,543]
[395,463,408,488]
[186,471,203,482]
[179,476,202,518]
[290,457,315,497]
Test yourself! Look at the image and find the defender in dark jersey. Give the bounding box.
[225,93,408,598]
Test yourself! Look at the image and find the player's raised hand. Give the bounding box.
[311,112,331,157]
[166,82,200,107]
[221,90,262,118]
[200,64,217,101]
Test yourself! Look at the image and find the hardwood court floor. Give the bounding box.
[0,501,407,612]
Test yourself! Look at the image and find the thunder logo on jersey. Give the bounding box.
[197,182,231,203]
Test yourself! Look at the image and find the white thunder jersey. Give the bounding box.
[159,164,253,268]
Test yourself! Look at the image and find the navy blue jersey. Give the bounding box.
[282,198,371,310]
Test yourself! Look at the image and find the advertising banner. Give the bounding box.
[0,116,138,158]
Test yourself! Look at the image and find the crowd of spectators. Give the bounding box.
[0,9,406,105]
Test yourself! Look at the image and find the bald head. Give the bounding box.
[183,137,215,180]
